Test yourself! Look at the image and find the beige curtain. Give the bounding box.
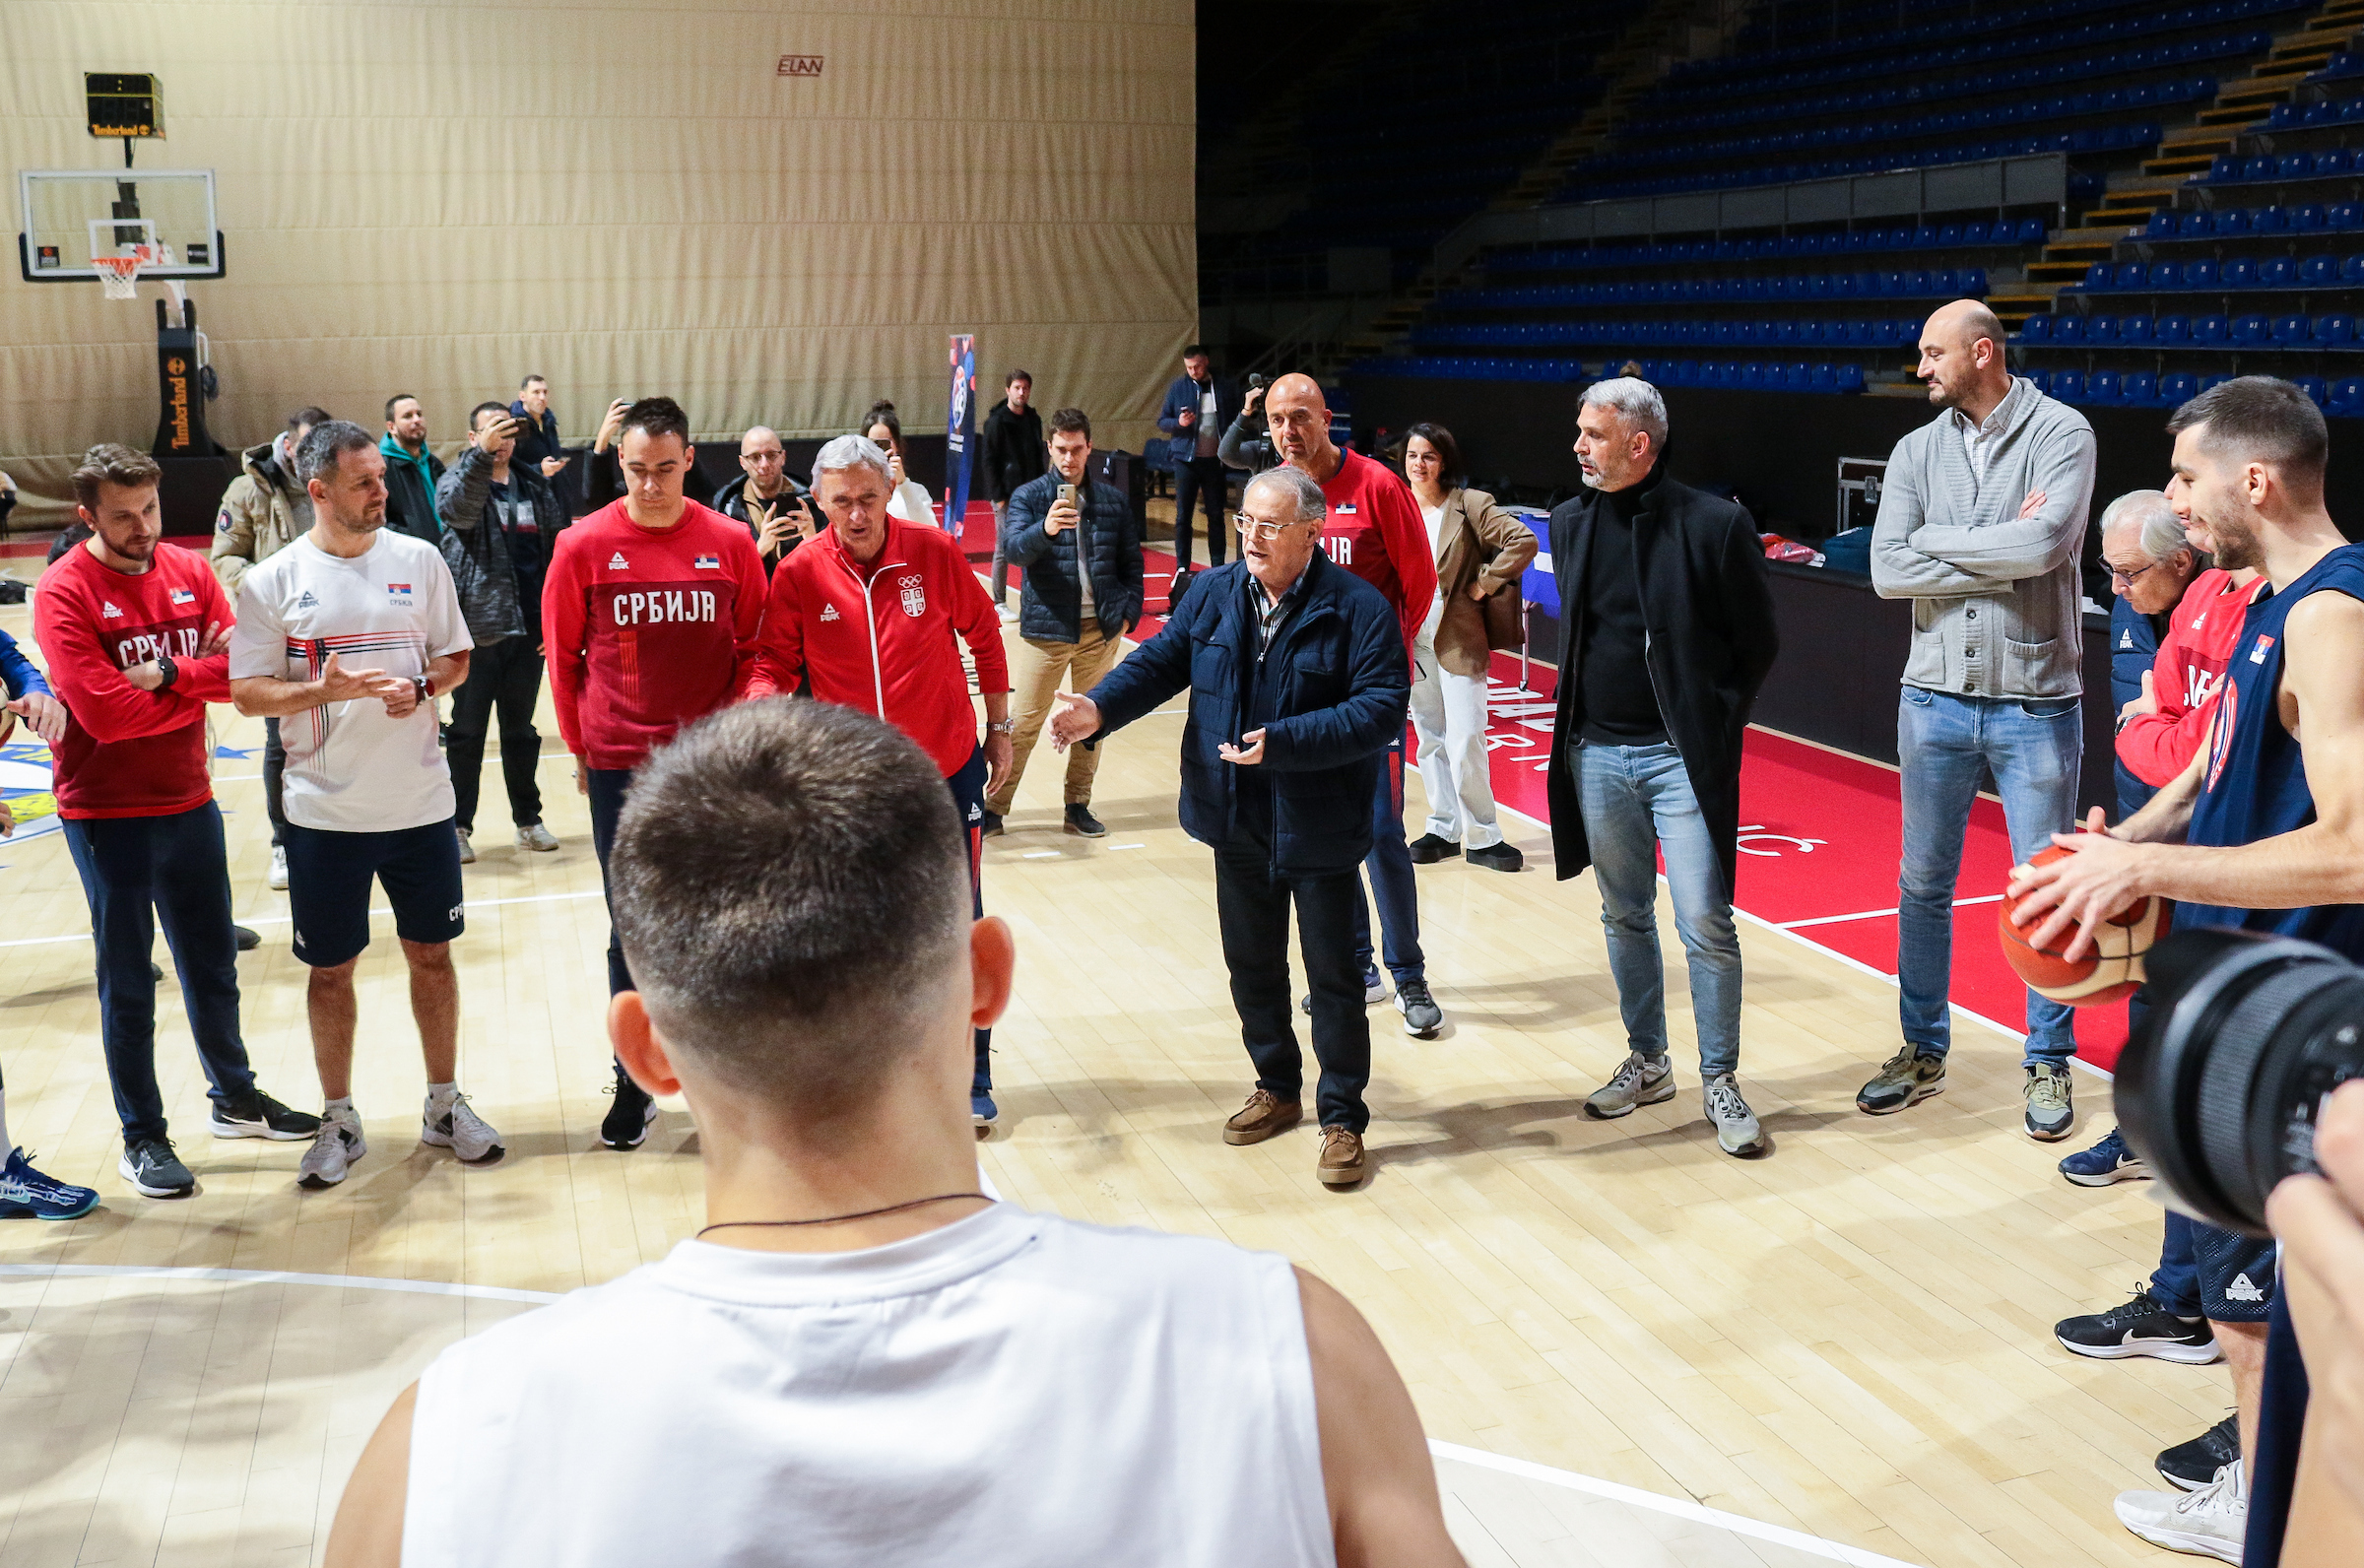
[0,0,1197,526]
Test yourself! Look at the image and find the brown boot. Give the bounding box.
[1317,1126,1366,1186]
[1222,1088,1302,1146]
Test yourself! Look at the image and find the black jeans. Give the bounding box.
[447,635,546,833]
[60,802,255,1144]
[262,716,288,847]
[945,745,994,1089]
[1214,847,1370,1133]
[588,767,635,996]
[1173,456,1229,570]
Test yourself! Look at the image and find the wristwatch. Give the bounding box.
[154,653,178,691]
[414,675,435,705]
[987,719,1016,735]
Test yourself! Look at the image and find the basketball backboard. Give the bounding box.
[18,168,224,282]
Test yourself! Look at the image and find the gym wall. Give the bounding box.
[0,0,1196,528]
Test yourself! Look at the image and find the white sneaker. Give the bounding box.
[268,845,289,890]
[996,602,1019,623]
[516,822,559,852]
[2116,1461,2247,1564]
[455,826,476,864]
[422,1091,505,1164]
[297,1109,366,1190]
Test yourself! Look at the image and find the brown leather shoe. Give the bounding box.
[1222,1088,1302,1145]
[1317,1126,1366,1186]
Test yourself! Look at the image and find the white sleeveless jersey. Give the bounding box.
[402,1204,1334,1568]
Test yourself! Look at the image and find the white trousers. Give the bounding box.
[1410,632,1501,849]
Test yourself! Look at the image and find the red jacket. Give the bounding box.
[2118,567,2267,788]
[1300,446,1437,666]
[543,500,767,769]
[33,542,231,818]
[757,518,1010,776]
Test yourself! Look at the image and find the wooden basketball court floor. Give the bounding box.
[0,590,2219,1568]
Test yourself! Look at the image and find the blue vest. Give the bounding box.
[2181,542,2364,955]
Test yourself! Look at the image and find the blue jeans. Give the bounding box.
[2152,1210,2201,1318]
[1572,741,1743,1078]
[1349,732,1425,986]
[1897,687,2080,1069]
[61,802,256,1144]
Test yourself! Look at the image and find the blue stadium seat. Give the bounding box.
[2162,371,2200,406]
[2124,372,2159,407]
[2243,156,2275,180]
[1740,362,1768,390]
[1783,362,1810,390]
[2317,313,2355,345]
[2188,259,2221,289]
[2180,213,2213,238]
[2333,375,2364,413]
[1904,269,1934,295]
[2158,314,2193,343]
[2086,314,2120,344]
[2052,369,2086,401]
[2146,212,2178,239]
[2224,257,2260,289]
[1834,363,1866,393]
[2019,315,2052,343]
[2014,218,2045,244]
[2296,203,2330,231]
[2052,315,2085,344]
[2114,262,2147,289]
[2195,313,2231,343]
[2089,371,2123,406]
[2082,262,2111,292]
[2336,203,2364,230]
[2303,253,2338,287]
[2022,369,2053,395]
[2298,375,2330,407]
[2260,255,2298,288]
[2216,210,2254,236]
[2319,150,2353,176]
[2233,312,2271,345]
[2276,154,2311,179]
[2121,315,2156,345]
[1808,363,1836,391]
[2255,207,2291,234]
[1964,222,1992,245]
[1961,266,1989,296]
[2273,313,2310,344]
[2150,262,2184,289]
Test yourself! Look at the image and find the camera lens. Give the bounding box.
[2118,928,2364,1236]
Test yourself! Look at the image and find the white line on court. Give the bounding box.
[1779,891,2004,931]
[0,1263,1926,1567]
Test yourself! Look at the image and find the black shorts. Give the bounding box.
[285,818,466,968]
[2193,1220,2278,1323]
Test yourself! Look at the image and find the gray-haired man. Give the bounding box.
[1543,378,1779,1157]
[1867,298,2098,1141]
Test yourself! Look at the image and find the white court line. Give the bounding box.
[0,1263,1924,1567]
[0,887,606,948]
[1779,892,2004,931]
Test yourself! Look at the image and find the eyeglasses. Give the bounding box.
[2108,560,2163,586]
[1239,513,1299,541]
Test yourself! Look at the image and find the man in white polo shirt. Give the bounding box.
[230,421,501,1189]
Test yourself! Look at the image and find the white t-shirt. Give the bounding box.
[229,530,473,832]
[886,479,937,526]
[1420,500,1447,631]
[404,1203,1330,1568]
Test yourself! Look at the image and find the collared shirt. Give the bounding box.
[1247,562,1310,657]
[1950,375,2026,479]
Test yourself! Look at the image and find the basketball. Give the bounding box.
[1998,845,2167,1006]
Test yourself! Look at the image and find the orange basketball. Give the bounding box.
[1997,845,2166,1006]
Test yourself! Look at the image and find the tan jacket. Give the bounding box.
[211,439,310,594]
[1429,486,1539,676]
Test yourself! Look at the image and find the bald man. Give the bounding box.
[711,426,816,576]
[1264,372,1446,1039]
[1865,298,2097,1140]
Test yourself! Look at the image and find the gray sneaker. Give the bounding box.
[2025,1065,2075,1143]
[1704,1074,1766,1156]
[1857,1047,1946,1114]
[1586,1052,1675,1119]
[516,821,559,852]
[456,826,477,864]
[423,1092,505,1164]
[298,1111,366,1190]
[118,1137,195,1199]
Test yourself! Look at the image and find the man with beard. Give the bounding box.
[1866,298,2097,1142]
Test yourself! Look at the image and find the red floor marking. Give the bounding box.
[1126,547,2129,1074]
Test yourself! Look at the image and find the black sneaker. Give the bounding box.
[1467,841,1524,873]
[600,1069,657,1150]
[234,925,261,951]
[1408,833,1461,864]
[2158,1414,2241,1492]
[1395,980,1444,1038]
[210,1090,323,1142]
[119,1137,195,1199]
[2055,1286,2221,1364]
[1063,804,1106,838]
[979,810,1005,839]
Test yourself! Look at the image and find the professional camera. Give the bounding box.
[2118,927,2364,1237]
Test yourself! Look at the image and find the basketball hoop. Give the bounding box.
[95,254,143,299]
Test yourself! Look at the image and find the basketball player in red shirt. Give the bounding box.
[543,397,767,1150]
[757,433,1015,1130]
[33,445,320,1200]
[1263,373,1448,1039]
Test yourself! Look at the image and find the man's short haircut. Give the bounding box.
[620,396,690,449]
[296,421,378,489]
[1005,368,1032,388]
[384,393,419,422]
[812,432,892,490]
[1405,421,1464,486]
[520,373,547,390]
[1951,302,2007,359]
[1046,407,1091,441]
[1245,465,1326,526]
[2167,375,2330,490]
[469,400,512,429]
[1183,344,1207,359]
[288,406,333,433]
[71,443,163,511]
[611,699,971,1115]
[2099,490,2199,566]
[1580,376,1671,448]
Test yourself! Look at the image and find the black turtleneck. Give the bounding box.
[1577,463,1670,747]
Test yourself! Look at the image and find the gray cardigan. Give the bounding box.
[1871,376,2096,698]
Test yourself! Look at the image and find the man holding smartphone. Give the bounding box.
[988,407,1142,838]
[712,426,817,576]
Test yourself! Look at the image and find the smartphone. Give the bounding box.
[1057,483,1078,508]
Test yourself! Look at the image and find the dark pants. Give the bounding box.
[263,717,288,847]
[61,803,255,1144]
[588,767,635,996]
[2244,1287,2307,1568]
[1173,455,1229,570]
[1215,847,1371,1133]
[945,745,994,1089]
[1349,733,1425,985]
[447,634,546,833]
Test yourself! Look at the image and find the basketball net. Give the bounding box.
[96,255,143,300]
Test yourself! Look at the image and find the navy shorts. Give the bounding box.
[285,818,466,968]
[2193,1219,2278,1323]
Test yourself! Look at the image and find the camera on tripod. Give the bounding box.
[2120,927,2364,1236]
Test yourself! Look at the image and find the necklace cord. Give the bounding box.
[696,1192,989,1237]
